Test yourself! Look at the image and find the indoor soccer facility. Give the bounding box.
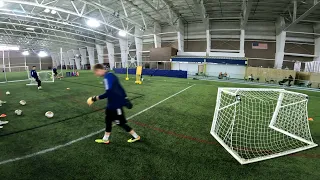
[0,0,320,179]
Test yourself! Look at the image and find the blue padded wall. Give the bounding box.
[114,68,187,78]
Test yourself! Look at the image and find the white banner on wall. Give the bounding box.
[86,46,95,69]
[79,48,87,65]
[96,44,104,64]
[119,38,128,67]
[51,53,60,67]
[106,42,115,69]
[62,52,70,66]
[72,49,81,70]
[304,61,320,73]
[294,61,301,72]
[67,50,75,66]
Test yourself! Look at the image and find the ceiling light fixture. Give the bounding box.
[38,51,48,57]
[22,51,29,56]
[44,8,50,13]
[26,27,35,31]
[118,30,127,37]
[0,1,5,8]
[86,19,100,28]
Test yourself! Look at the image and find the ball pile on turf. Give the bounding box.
[45,111,54,118]
[15,109,22,116]
[20,100,26,106]
[6,91,10,95]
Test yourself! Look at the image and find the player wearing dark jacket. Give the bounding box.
[87,64,140,144]
[31,66,42,89]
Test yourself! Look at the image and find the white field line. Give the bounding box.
[0,84,195,165]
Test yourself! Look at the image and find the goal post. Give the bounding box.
[211,88,318,164]
[0,66,30,83]
[26,70,54,86]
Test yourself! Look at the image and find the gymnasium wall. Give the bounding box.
[139,21,317,71]
[0,51,53,70]
[185,41,206,52]
[285,43,314,55]
[149,47,177,61]
[211,40,240,50]
[171,62,246,79]
[161,42,178,49]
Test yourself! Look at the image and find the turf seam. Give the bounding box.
[0,84,195,165]
[0,94,144,137]
[60,79,145,96]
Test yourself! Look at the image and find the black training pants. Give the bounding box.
[105,108,132,133]
[35,77,41,87]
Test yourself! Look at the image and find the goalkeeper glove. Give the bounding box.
[87,96,98,106]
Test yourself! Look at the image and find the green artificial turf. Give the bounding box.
[0,71,319,180]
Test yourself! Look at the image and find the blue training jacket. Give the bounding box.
[30,70,38,78]
[99,72,127,110]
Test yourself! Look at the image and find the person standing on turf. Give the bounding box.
[31,66,42,90]
[87,64,140,144]
[53,67,58,77]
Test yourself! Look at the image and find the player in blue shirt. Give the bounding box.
[30,66,42,90]
[87,64,140,144]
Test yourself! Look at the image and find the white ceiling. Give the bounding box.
[0,0,319,52]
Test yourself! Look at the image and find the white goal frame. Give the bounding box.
[26,70,54,86]
[211,88,318,165]
[0,66,30,83]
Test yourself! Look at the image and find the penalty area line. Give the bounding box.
[0,84,195,166]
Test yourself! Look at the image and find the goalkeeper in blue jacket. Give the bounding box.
[87,64,140,144]
[30,66,42,90]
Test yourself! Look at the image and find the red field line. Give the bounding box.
[132,121,217,145]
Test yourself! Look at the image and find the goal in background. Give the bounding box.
[0,66,30,83]
[26,70,54,86]
[211,88,318,164]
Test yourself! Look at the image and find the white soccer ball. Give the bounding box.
[20,100,26,106]
[15,109,22,116]
[6,91,10,95]
[45,111,54,118]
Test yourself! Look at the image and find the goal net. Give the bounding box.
[0,66,30,83]
[26,70,54,85]
[211,88,318,164]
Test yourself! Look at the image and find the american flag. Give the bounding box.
[252,42,268,49]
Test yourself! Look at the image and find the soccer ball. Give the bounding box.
[15,109,22,116]
[45,111,54,118]
[6,91,10,95]
[20,100,26,106]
